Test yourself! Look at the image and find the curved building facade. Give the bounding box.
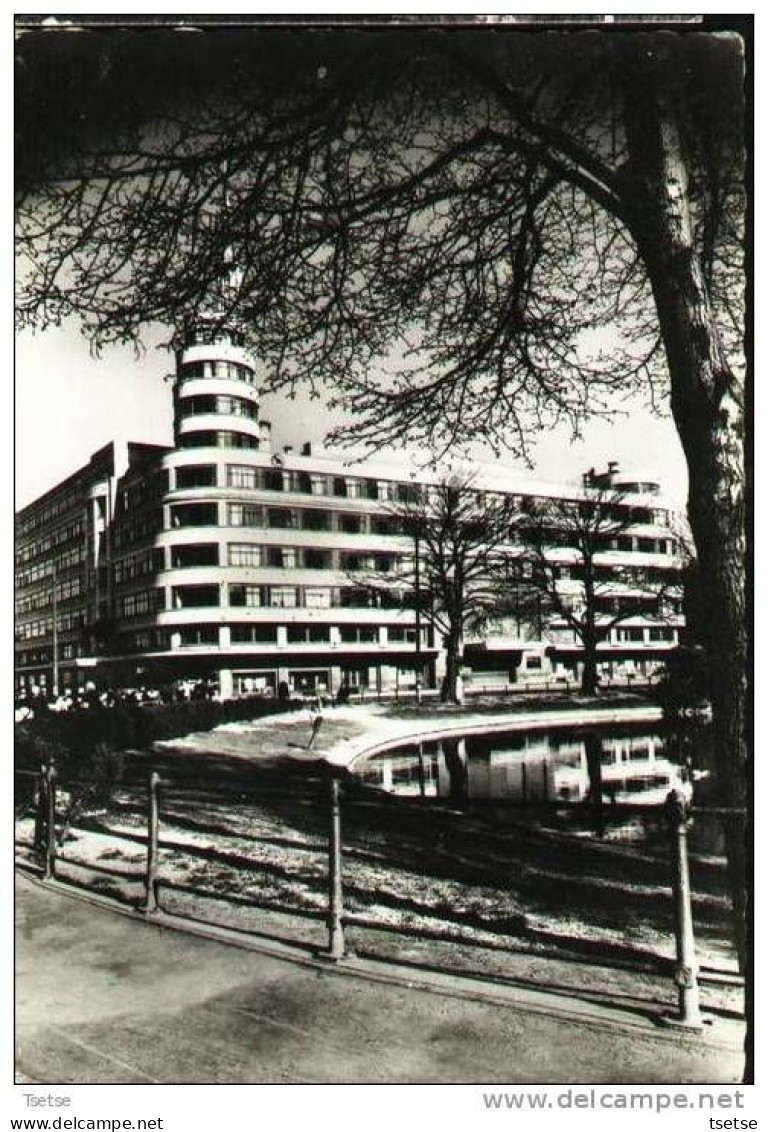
[15,324,685,700]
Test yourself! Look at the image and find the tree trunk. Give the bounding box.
[579,561,601,696]
[580,600,600,697]
[623,64,747,974]
[441,635,463,703]
[580,642,599,696]
[583,731,606,838]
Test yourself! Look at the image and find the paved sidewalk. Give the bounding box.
[15,872,744,1085]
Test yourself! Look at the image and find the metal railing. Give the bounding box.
[15,760,744,1030]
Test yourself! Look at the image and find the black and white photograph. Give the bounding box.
[12,9,752,1108]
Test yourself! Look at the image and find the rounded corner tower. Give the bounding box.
[172,314,264,452]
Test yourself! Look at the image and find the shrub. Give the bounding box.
[655,646,712,717]
[15,696,300,773]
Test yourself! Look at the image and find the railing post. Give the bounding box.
[325,776,347,960]
[34,761,47,855]
[43,763,57,881]
[662,789,703,1031]
[143,772,161,915]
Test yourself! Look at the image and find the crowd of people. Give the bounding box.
[14,679,223,722]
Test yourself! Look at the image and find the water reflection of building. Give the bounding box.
[357,730,693,807]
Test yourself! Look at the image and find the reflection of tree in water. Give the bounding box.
[441,737,468,807]
[583,731,607,838]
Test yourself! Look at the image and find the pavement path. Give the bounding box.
[15,872,744,1085]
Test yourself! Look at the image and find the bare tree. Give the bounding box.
[15,23,747,965]
[512,476,682,695]
[360,474,516,703]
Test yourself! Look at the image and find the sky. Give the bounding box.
[15,319,689,510]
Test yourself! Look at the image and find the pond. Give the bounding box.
[350,719,721,850]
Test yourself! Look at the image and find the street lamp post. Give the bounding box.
[51,558,59,699]
[414,521,422,705]
[409,471,423,706]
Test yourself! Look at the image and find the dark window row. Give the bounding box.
[171,583,422,610]
[178,394,258,420]
[180,430,259,450]
[180,359,255,384]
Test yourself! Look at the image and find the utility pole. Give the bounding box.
[51,558,59,699]
[409,471,424,704]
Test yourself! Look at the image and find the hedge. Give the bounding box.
[15,696,302,772]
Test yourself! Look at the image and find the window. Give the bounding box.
[339,587,374,608]
[228,503,263,527]
[172,585,220,609]
[215,431,258,449]
[304,587,332,609]
[387,627,419,643]
[228,543,262,567]
[364,480,379,501]
[171,502,218,528]
[648,626,674,642]
[268,508,294,529]
[180,430,218,448]
[340,552,370,572]
[264,468,284,491]
[54,577,82,602]
[118,589,165,618]
[339,514,363,534]
[171,544,219,568]
[332,477,348,498]
[617,627,645,643]
[229,584,265,607]
[178,625,219,646]
[301,510,330,532]
[227,465,257,490]
[230,624,278,644]
[114,547,164,584]
[266,547,297,569]
[302,548,331,569]
[287,625,330,644]
[179,395,216,417]
[340,626,378,644]
[270,586,298,608]
[216,395,257,419]
[371,515,399,536]
[397,482,419,504]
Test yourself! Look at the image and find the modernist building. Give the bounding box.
[15,322,685,699]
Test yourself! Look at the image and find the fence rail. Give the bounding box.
[15,762,744,1028]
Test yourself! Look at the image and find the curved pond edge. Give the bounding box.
[324,702,664,772]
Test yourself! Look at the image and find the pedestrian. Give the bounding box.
[307,705,324,749]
